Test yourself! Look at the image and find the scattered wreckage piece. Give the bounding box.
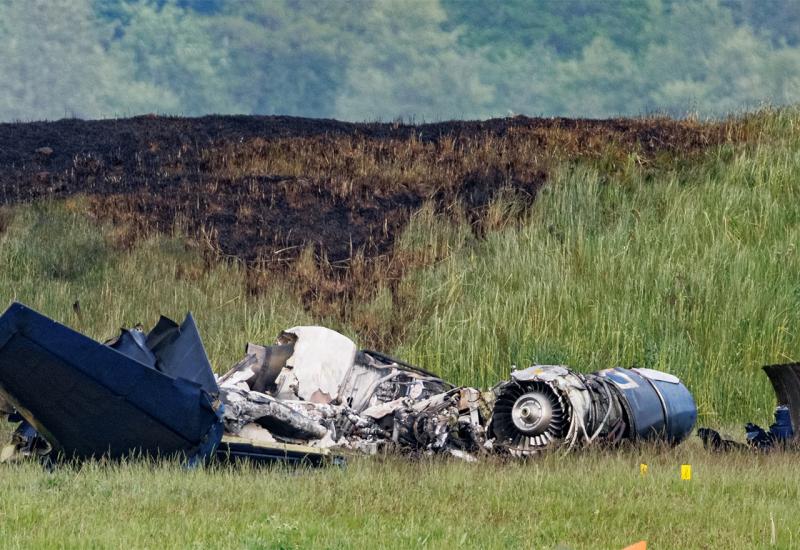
[0,413,52,462]
[219,326,697,458]
[216,436,342,467]
[264,326,454,411]
[220,387,327,440]
[215,327,471,458]
[490,365,697,455]
[0,303,223,463]
[0,303,337,467]
[0,302,699,465]
[699,363,798,452]
[762,362,800,441]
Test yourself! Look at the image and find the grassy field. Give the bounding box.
[1,109,800,547]
[0,436,798,549]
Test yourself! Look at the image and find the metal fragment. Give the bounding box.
[0,303,699,466]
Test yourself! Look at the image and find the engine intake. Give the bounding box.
[490,365,696,455]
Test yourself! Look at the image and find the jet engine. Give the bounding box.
[490,365,696,455]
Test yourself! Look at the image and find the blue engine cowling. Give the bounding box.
[597,367,697,444]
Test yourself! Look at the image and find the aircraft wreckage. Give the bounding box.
[0,302,698,466]
[699,363,800,452]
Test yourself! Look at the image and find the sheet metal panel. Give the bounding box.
[0,302,222,460]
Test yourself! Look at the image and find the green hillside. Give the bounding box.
[1,109,799,547]
[1,110,797,423]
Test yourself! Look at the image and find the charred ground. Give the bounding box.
[0,114,741,336]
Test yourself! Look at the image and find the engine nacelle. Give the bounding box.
[490,365,696,455]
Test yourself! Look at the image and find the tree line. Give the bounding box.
[1,0,798,121]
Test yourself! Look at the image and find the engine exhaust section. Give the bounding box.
[490,365,697,455]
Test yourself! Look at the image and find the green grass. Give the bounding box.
[0,440,797,549]
[394,143,800,423]
[2,109,800,547]
[0,199,316,367]
[367,109,799,423]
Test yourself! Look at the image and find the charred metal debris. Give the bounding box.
[0,303,697,466]
[699,363,800,452]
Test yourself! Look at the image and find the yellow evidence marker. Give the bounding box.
[681,464,692,480]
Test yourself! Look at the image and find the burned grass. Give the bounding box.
[0,114,742,345]
[0,207,11,237]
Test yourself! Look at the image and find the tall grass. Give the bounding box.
[1,111,798,425]
[0,442,798,548]
[1,111,800,548]
[0,200,318,369]
[389,110,800,423]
